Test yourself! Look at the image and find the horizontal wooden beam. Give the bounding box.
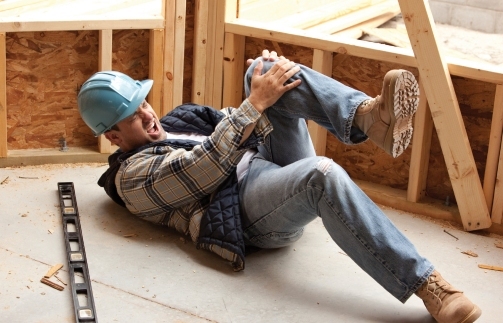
[0,148,109,167]
[0,18,164,32]
[225,19,503,84]
[355,179,503,236]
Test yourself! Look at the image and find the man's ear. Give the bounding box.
[104,131,121,146]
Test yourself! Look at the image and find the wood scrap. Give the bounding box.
[54,274,67,286]
[495,241,503,249]
[40,277,64,291]
[461,250,478,257]
[478,264,503,272]
[44,263,63,278]
[1,176,8,184]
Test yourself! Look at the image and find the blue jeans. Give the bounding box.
[239,59,434,303]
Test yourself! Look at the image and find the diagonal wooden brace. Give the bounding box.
[397,0,492,231]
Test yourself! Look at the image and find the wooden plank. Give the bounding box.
[0,18,163,32]
[225,0,238,22]
[98,29,113,154]
[484,85,503,211]
[308,0,399,34]
[308,49,332,156]
[44,263,63,278]
[171,0,186,110]
[0,147,109,167]
[239,0,338,22]
[162,0,175,112]
[0,32,6,158]
[192,0,209,105]
[0,0,50,12]
[204,0,217,107]
[162,0,185,113]
[407,80,433,202]
[272,0,385,30]
[209,0,226,109]
[398,0,491,231]
[225,19,503,85]
[222,32,245,109]
[148,29,164,118]
[334,11,399,39]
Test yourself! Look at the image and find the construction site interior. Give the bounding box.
[1,0,502,322]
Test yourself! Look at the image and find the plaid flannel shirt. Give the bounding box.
[115,99,272,243]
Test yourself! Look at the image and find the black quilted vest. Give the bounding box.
[98,103,257,271]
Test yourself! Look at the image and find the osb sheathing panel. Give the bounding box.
[244,37,494,203]
[6,29,150,150]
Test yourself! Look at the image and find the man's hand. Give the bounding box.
[246,49,285,66]
[247,58,301,113]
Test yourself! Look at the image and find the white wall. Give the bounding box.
[429,0,503,33]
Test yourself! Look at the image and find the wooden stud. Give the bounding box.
[148,28,164,117]
[484,85,503,211]
[163,0,186,113]
[222,32,245,109]
[0,32,6,158]
[308,0,399,34]
[272,0,386,30]
[334,11,399,39]
[192,0,209,105]
[98,29,113,154]
[308,49,332,156]
[407,80,433,202]
[398,0,491,231]
[209,0,226,109]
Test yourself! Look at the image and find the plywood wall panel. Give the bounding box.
[5,29,155,151]
[6,31,99,150]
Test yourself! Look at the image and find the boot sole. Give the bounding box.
[382,70,419,158]
[460,304,482,323]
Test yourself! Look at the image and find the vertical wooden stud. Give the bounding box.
[192,0,209,105]
[208,0,226,109]
[490,85,503,224]
[407,80,433,202]
[172,0,186,110]
[163,0,186,113]
[0,33,6,158]
[484,84,503,211]
[148,28,164,118]
[98,29,113,154]
[398,0,492,230]
[222,32,245,109]
[308,49,332,156]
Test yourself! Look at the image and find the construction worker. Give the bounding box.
[78,50,481,323]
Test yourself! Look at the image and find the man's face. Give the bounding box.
[106,100,167,152]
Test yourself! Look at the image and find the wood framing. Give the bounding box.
[407,80,433,202]
[162,0,186,113]
[308,49,332,156]
[398,0,491,230]
[220,0,503,232]
[98,29,113,154]
[0,32,6,158]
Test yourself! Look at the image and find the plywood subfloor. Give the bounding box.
[1,163,502,322]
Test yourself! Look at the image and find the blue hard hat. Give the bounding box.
[78,71,153,136]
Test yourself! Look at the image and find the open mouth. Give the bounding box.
[146,120,159,134]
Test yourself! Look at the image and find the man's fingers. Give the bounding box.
[253,59,264,77]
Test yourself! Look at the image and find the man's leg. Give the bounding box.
[240,156,481,322]
[240,155,433,302]
[244,59,419,159]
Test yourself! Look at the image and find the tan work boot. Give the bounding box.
[353,69,419,158]
[415,271,481,323]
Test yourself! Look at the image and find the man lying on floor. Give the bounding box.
[77,50,481,323]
